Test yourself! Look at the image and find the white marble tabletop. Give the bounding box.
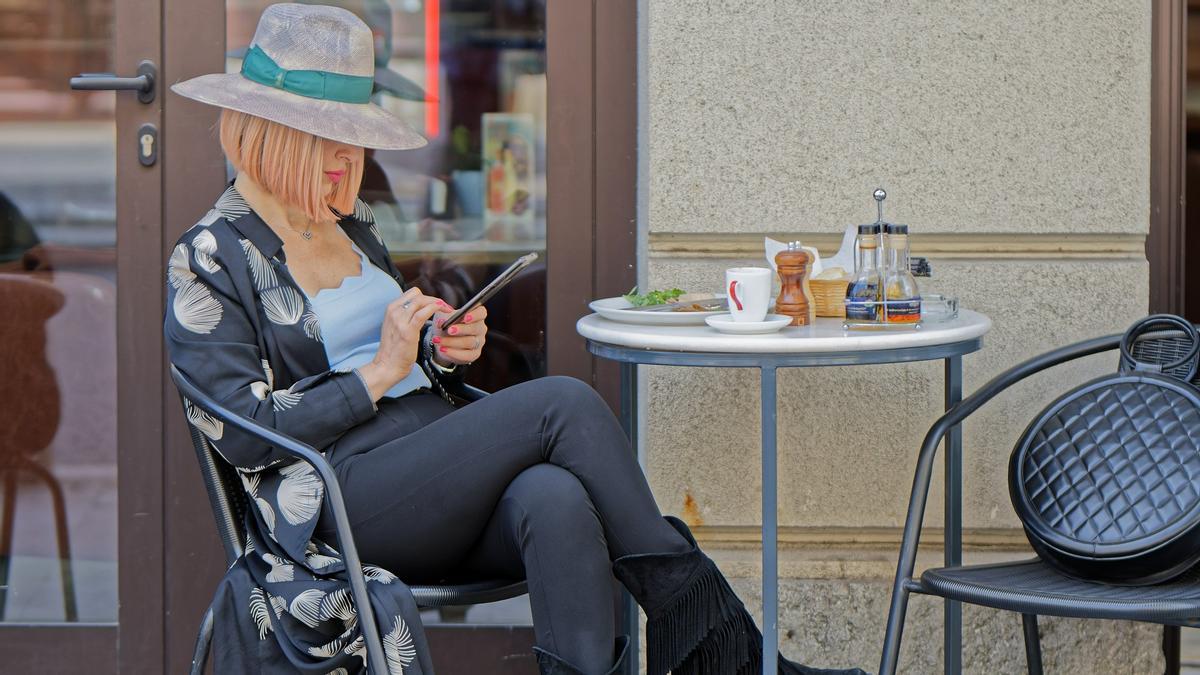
[576,309,992,354]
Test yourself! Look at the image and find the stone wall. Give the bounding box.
[644,1,1157,670]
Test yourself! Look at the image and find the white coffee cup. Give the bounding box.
[725,267,771,322]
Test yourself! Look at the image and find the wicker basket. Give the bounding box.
[809,278,849,318]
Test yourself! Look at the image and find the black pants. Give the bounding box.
[316,376,690,674]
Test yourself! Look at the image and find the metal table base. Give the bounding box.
[594,339,982,675]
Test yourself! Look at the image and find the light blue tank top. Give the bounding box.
[305,236,431,399]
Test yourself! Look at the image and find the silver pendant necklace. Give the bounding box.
[301,228,313,240]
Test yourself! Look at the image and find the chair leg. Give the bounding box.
[24,460,76,622]
[1162,625,1180,675]
[1021,614,1043,675]
[879,586,911,675]
[191,604,215,675]
[0,471,17,622]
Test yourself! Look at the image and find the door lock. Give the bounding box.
[137,124,158,167]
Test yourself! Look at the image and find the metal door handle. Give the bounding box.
[70,60,155,104]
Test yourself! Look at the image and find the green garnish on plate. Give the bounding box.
[622,287,685,307]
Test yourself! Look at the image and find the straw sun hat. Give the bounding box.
[171,3,427,150]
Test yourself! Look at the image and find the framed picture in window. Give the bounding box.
[482,112,536,239]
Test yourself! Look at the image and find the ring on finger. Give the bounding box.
[402,300,413,309]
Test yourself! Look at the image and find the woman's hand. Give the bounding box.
[359,288,447,400]
[432,304,488,367]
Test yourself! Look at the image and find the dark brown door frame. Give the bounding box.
[160,1,232,671]
[1151,0,1186,315]
[116,0,168,668]
[547,0,639,408]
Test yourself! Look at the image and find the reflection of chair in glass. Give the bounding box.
[0,273,76,621]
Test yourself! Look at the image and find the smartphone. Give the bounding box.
[439,252,539,330]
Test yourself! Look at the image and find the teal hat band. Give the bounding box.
[240,45,373,104]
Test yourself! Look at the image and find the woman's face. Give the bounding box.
[320,140,364,196]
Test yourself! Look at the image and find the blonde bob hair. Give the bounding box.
[218,109,364,224]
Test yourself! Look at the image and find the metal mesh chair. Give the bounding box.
[879,329,1198,675]
[170,365,528,675]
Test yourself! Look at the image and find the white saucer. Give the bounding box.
[705,313,793,334]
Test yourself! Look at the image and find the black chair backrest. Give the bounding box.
[181,400,250,566]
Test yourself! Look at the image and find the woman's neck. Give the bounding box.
[234,173,335,241]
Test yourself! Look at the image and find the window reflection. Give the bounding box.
[0,0,118,623]
[227,0,547,393]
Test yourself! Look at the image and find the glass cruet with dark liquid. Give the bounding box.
[845,223,882,321]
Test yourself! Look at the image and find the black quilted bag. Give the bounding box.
[1009,314,1200,585]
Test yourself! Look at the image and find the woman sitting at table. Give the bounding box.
[164,5,865,675]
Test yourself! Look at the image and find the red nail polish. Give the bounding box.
[432,336,441,344]
[449,326,458,335]
[439,346,447,353]
[465,314,473,322]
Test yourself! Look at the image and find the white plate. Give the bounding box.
[705,313,793,334]
[588,296,725,325]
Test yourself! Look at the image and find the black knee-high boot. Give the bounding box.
[534,635,630,675]
[613,517,868,675]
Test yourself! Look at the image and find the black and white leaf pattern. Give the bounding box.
[306,635,349,658]
[343,635,367,666]
[318,587,355,622]
[197,208,224,227]
[250,380,271,401]
[263,553,295,583]
[173,278,223,334]
[192,229,221,273]
[184,399,223,441]
[240,471,261,498]
[215,185,251,220]
[168,244,195,288]
[255,497,276,535]
[261,286,305,325]
[305,542,339,569]
[271,386,304,412]
[278,462,323,526]
[302,309,322,342]
[353,198,375,224]
[236,460,280,474]
[384,616,417,672]
[249,587,273,640]
[261,359,275,390]
[269,593,287,620]
[241,238,279,291]
[362,565,397,584]
[290,589,326,628]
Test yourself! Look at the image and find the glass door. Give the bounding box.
[0,0,162,670]
[0,0,119,625]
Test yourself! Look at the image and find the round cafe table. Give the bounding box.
[576,310,992,675]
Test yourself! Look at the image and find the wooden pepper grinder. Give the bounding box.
[774,242,815,326]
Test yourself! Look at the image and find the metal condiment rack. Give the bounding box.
[843,188,923,331]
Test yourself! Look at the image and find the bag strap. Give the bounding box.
[1118,313,1200,379]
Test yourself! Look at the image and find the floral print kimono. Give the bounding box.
[165,184,449,674]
